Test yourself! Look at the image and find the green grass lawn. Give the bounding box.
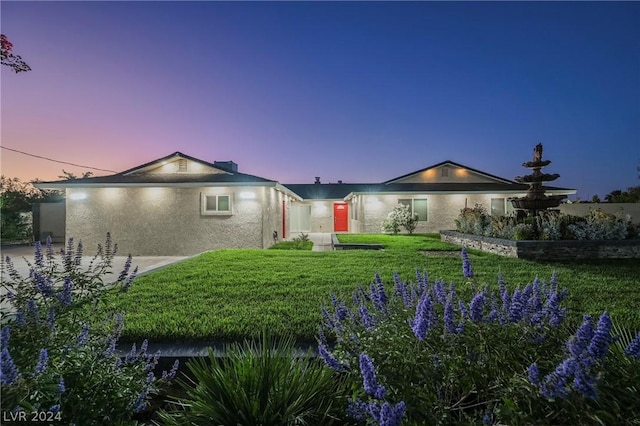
[110,234,640,344]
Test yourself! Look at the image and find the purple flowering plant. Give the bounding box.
[317,250,640,425]
[0,235,178,424]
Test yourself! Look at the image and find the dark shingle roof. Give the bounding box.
[282,184,381,199]
[282,182,573,200]
[38,173,275,185]
[36,152,276,186]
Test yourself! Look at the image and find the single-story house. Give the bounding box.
[35,151,575,255]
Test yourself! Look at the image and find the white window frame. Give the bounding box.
[490,198,506,216]
[398,198,428,221]
[201,194,232,215]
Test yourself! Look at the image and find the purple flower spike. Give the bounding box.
[359,305,376,330]
[379,401,406,426]
[469,291,485,323]
[588,312,612,359]
[527,363,540,385]
[568,315,593,358]
[625,332,640,358]
[1,327,10,348]
[162,359,180,380]
[411,293,433,340]
[34,241,44,268]
[58,278,73,307]
[1,348,20,385]
[461,248,474,278]
[359,353,386,399]
[35,348,49,375]
[318,344,344,372]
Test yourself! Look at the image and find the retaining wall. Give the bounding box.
[440,230,640,260]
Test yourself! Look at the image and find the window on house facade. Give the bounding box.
[398,198,428,221]
[201,194,232,215]
[491,198,506,216]
[178,159,188,172]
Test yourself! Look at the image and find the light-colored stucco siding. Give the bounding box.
[360,193,526,234]
[65,187,265,256]
[392,166,499,184]
[261,188,289,247]
[309,200,337,233]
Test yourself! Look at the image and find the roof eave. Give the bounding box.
[33,181,278,189]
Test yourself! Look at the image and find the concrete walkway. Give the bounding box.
[1,244,189,284]
[307,233,334,251]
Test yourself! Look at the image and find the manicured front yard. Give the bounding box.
[110,234,640,344]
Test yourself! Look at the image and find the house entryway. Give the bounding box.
[333,203,348,232]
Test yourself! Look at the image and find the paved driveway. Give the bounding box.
[1,245,190,314]
[1,244,189,280]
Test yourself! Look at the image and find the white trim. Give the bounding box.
[201,193,232,215]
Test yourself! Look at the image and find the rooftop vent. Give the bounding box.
[214,161,238,173]
[338,180,343,184]
[314,177,321,184]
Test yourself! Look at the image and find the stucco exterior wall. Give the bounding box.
[360,193,526,234]
[308,200,336,233]
[261,188,289,247]
[65,186,266,256]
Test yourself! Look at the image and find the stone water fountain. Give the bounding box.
[510,144,566,216]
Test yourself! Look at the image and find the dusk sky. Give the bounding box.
[1,1,638,199]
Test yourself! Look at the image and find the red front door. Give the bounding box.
[334,203,348,232]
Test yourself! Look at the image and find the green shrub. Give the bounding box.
[269,240,313,250]
[159,331,352,425]
[535,211,563,240]
[455,207,634,241]
[0,235,177,424]
[318,255,640,425]
[513,222,535,240]
[568,209,631,240]
[454,204,491,236]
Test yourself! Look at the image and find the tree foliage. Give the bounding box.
[0,176,62,241]
[604,186,640,203]
[1,34,31,73]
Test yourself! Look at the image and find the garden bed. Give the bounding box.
[440,230,640,260]
[332,234,383,250]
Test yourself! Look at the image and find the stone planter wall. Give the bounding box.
[440,230,640,260]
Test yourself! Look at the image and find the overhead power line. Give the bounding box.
[1,145,118,173]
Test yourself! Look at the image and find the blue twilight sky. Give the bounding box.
[1,1,639,199]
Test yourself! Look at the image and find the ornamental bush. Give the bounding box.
[455,207,636,240]
[382,204,419,235]
[0,235,178,425]
[318,251,640,425]
[159,331,352,426]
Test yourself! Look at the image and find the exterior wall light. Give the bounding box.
[239,191,256,200]
[69,192,87,200]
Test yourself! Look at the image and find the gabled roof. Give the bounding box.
[35,152,277,187]
[119,151,228,175]
[283,182,575,200]
[384,160,514,184]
